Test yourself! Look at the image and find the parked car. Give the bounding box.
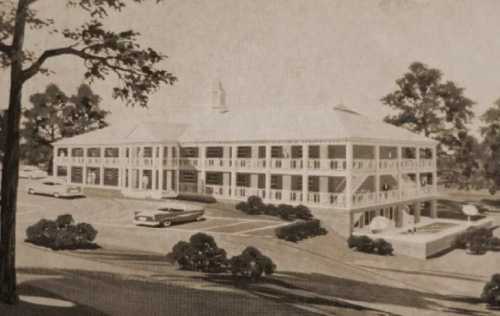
[19,165,48,179]
[133,202,205,227]
[27,177,84,198]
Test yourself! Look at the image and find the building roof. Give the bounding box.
[53,106,437,146]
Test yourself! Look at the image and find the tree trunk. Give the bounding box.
[0,0,28,305]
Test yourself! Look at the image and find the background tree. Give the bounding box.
[382,62,477,188]
[21,83,108,171]
[481,99,500,194]
[0,0,176,304]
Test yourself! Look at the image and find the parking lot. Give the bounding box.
[16,180,286,238]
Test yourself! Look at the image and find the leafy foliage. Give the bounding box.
[481,100,500,194]
[170,233,229,273]
[481,274,500,307]
[453,227,500,254]
[230,247,276,280]
[382,62,479,189]
[275,219,327,242]
[25,214,98,250]
[347,235,394,256]
[21,83,109,167]
[236,196,314,221]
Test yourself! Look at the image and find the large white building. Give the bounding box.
[52,105,438,236]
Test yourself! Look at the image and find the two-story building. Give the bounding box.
[52,105,438,236]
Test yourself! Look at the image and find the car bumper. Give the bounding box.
[133,220,161,227]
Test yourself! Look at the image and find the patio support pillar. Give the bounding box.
[416,146,421,196]
[302,144,308,203]
[432,146,438,195]
[158,145,164,192]
[395,205,404,228]
[397,146,402,200]
[265,144,271,202]
[231,145,237,198]
[430,199,438,218]
[345,142,353,209]
[413,201,421,224]
[375,144,380,203]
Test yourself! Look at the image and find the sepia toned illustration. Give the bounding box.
[1,0,500,315]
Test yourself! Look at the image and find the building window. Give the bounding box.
[103,168,119,186]
[172,147,177,158]
[328,145,346,159]
[237,146,252,158]
[308,176,319,192]
[180,147,199,158]
[86,167,100,185]
[270,175,283,190]
[180,170,197,183]
[126,148,130,158]
[291,146,302,159]
[258,146,266,158]
[236,173,251,187]
[328,177,345,193]
[143,147,153,158]
[71,167,83,183]
[380,146,398,159]
[291,175,302,191]
[271,146,283,158]
[71,148,83,157]
[353,145,375,159]
[206,172,223,185]
[308,145,320,159]
[258,174,265,189]
[57,148,68,157]
[57,166,68,177]
[142,170,152,189]
[402,147,416,159]
[163,146,169,157]
[104,147,119,157]
[87,147,101,157]
[206,147,223,158]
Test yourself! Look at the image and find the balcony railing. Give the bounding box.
[204,184,228,197]
[400,159,418,170]
[378,190,400,203]
[179,158,199,168]
[163,159,178,168]
[234,186,266,199]
[352,191,377,207]
[103,157,121,165]
[307,192,346,208]
[352,159,376,172]
[379,159,398,171]
[418,159,434,169]
[205,158,229,169]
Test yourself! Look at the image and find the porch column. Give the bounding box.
[432,146,438,195]
[395,205,404,228]
[265,144,271,201]
[397,146,402,199]
[302,144,308,203]
[83,146,87,185]
[416,146,421,195]
[231,145,237,197]
[158,145,164,191]
[375,144,380,203]
[430,199,438,218]
[345,142,353,209]
[413,202,421,224]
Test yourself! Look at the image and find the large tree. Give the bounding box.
[0,0,175,303]
[22,83,108,170]
[382,62,477,188]
[481,99,500,194]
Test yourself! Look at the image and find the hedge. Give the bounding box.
[481,274,500,307]
[168,233,276,280]
[453,227,500,255]
[236,196,313,221]
[275,219,327,242]
[25,214,98,250]
[176,194,217,204]
[347,235,393,256]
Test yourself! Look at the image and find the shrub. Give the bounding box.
[347,235,393,256]
[275,219,327,242]
[481,274,500,307]
[169,232,229,273]
[25,215,98,250]
[236,197,315,223]
[176,194,216,204]
[293,204,313,221]
[230,246,276,280]
[263,203,279,217]
[247,196,265,211]
[454,227,496,254]
[373,239,394,256]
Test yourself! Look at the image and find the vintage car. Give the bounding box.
[19,165,48,179]
[27,177,84,198]
[133,202,205,227]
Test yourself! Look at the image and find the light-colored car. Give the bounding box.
[19,165,48,179]
[133,201,205,227]
[27,177,84,198]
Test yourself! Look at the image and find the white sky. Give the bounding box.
[1,0,499,134]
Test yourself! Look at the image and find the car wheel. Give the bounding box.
[27,188,34,195]
[160,221,172,228]
[53,192,60,198]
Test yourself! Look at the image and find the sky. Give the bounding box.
[1,0,500,134]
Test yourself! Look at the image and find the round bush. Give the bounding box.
[481,274,500,307]
[230,246,276,280]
